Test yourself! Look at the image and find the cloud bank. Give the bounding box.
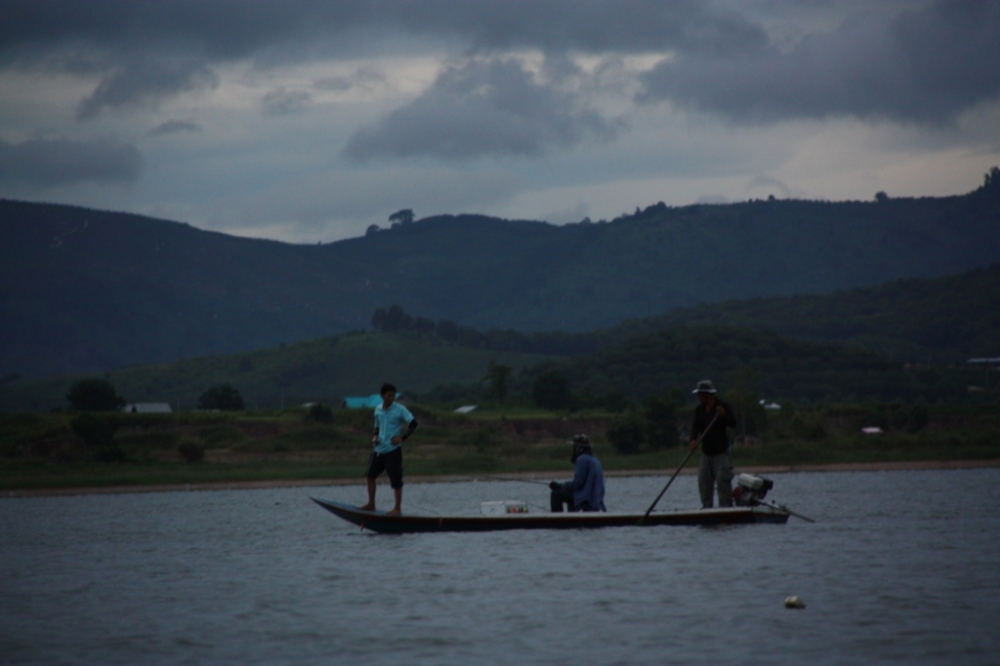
[344,57,622,160]
[638,1,1000,124]
[0,0,997,242]
[0,137,142,186]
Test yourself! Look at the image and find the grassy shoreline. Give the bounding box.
[4,404,999,496]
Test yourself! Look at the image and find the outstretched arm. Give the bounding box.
[562,456,590,492]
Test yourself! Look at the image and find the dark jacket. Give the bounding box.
[691,398,737,456]
[562,453,607,511]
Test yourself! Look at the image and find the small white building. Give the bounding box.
[122,403,173,413]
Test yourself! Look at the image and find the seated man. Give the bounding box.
[550,434,607,512]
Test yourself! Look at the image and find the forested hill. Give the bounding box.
[622,264,1000,363]
[341,171,1000,334]
[1,168,998,378]
[371,263,1000,363]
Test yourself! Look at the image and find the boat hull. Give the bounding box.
[311,498,789,534]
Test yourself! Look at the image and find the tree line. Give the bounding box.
[371,304,611,356]
[63,378,247,462]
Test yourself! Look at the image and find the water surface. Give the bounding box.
[2,469,998,665]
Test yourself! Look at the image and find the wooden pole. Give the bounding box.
[638,412,721,524]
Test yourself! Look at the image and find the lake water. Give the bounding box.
[2,469,999,665]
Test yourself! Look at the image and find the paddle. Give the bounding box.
[760,499,816,523]
[638,412,721,525]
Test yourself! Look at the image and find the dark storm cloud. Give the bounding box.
[4,1,997,141]
[0,1,335,61]
[638,0,1000,124]
[1,1,759,135]
[375,1,767,56]
[343,58,622,161]
[0,137,141,186]
[76,58,218,120]
[0,1,762,63]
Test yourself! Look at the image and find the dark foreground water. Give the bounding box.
[2,469,999,665]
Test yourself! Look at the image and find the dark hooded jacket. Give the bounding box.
[691,398,737,456]
[561,453,606,511]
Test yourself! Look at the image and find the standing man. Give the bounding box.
[549,434,607,512]
[689,380,738,508]
[359,383,417,515]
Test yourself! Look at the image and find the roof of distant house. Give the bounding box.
[342,393,405,409]
[123,402,172,413]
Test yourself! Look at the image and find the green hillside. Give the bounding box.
[609,264,1000,364]
[0,200,366,379]
[1,167,998,379]
[2,332,552,413]
[545,326,984,405]
[369,263,1000,364]
[5,266,1000,412]
[323,171,1000,334]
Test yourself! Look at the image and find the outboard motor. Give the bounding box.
[732,473,774,506]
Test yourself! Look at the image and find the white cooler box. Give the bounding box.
[480,500,528,515]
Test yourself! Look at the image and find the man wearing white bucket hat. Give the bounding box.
[689,380,738,508]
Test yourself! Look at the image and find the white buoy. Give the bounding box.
[784,596,806,609]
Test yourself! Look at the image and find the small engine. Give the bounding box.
[732,473,773,506]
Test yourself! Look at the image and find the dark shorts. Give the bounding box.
[365,447,403,489]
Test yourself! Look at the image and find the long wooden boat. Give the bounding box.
[311,498,790,534]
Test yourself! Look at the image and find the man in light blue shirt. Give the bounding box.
[359,383,417,515]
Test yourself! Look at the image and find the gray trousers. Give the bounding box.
[698,453,734,508]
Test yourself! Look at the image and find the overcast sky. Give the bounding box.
[1,0,998,242]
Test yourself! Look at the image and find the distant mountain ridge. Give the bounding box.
[1,169,998,378]
[368,262,1000,364]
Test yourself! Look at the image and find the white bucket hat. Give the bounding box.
[692,379,717,394]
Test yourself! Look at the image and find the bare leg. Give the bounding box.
[386,487,402,515]
[358,477,376,511]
